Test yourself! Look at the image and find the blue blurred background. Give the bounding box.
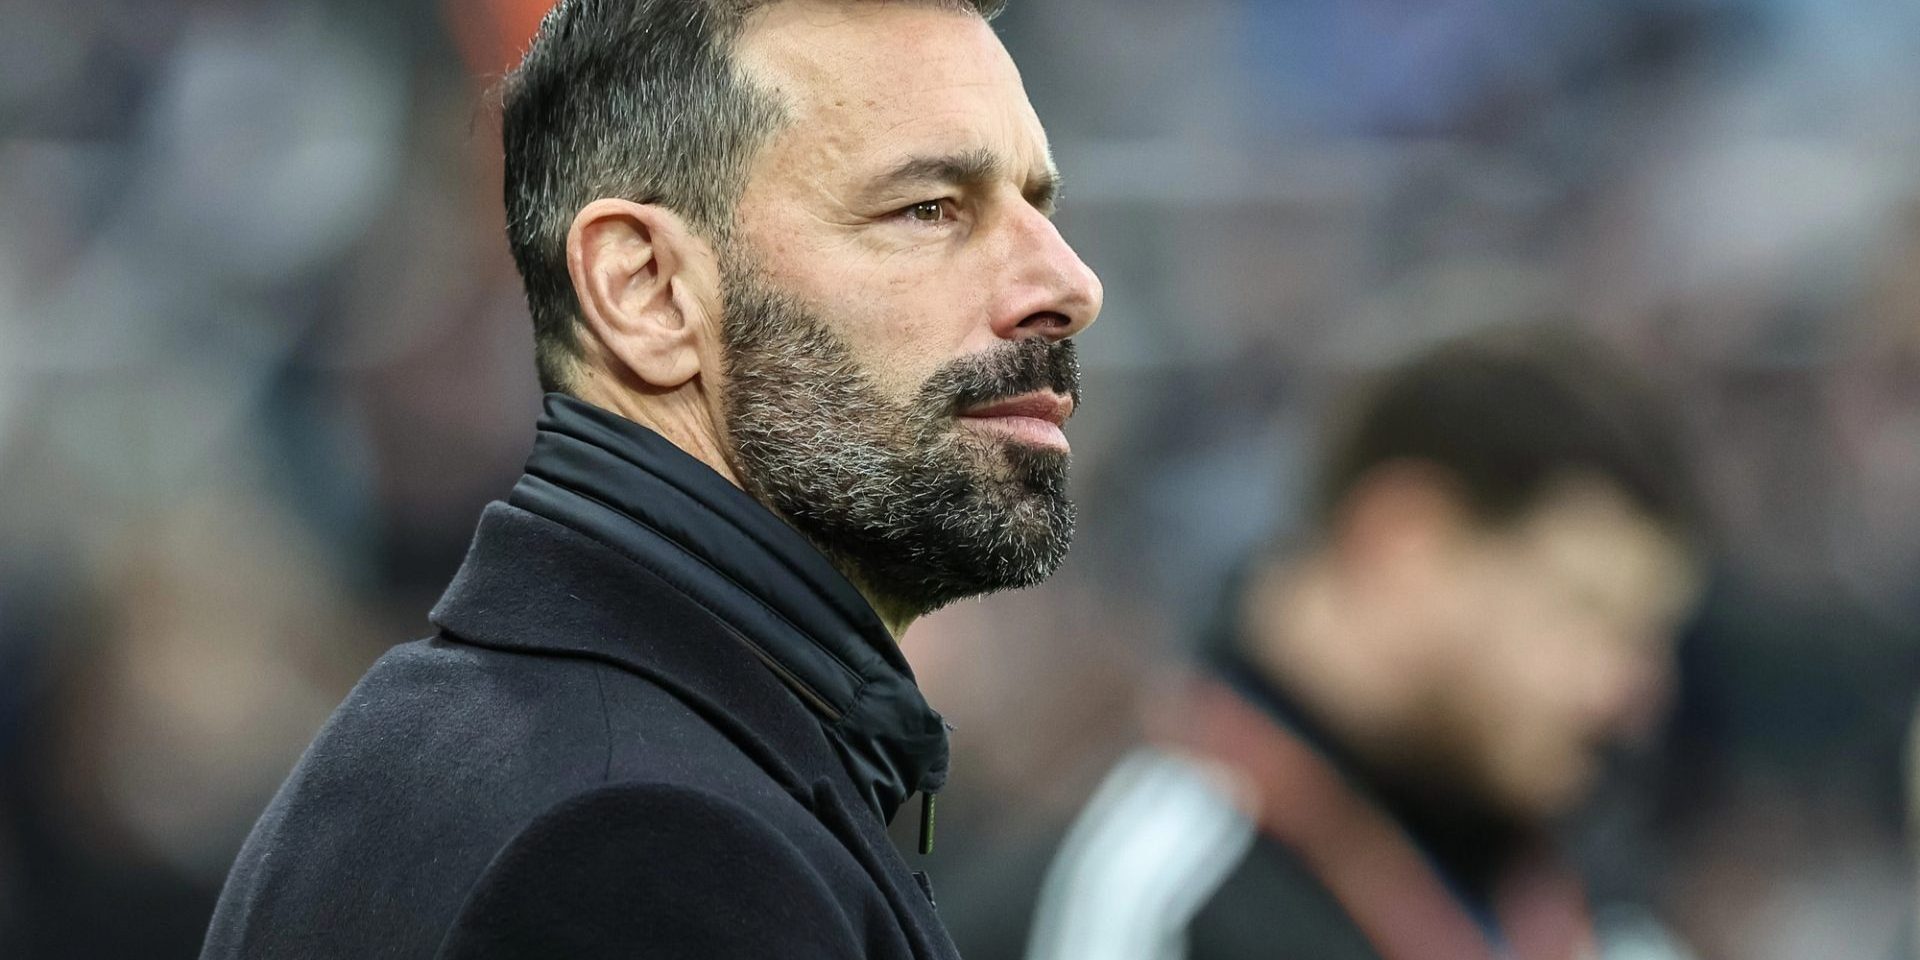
[1,0,1916,956]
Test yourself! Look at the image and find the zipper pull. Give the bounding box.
[917,791,937,856]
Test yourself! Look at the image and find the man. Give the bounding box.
[202,0,1100,956]
[1029,327,1702,960]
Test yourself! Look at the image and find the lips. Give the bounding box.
[955,391,1075,452]
[957,391,1074,426]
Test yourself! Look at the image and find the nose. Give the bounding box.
[988,206,1103,343]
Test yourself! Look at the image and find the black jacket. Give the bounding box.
[202,395,961,959]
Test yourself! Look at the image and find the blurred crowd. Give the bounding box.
[2,0,1917,957]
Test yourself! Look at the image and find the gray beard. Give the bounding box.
[718,259,1080,622]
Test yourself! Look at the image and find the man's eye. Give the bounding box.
[902,199,953,223]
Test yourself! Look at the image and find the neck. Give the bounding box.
[801,541,919,640]
[571,373,739,488]
[851,586,917,643]
[566,380,913,640]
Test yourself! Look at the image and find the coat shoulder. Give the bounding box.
[202,636,815,959]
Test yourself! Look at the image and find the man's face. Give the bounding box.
[716,2,1103,618]
[1417,480,1699,821]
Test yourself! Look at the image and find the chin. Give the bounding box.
[1508,764,1599,822]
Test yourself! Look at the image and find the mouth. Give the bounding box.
[956,391,1074,452]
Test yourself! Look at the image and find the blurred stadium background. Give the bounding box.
[2,0,1917,956]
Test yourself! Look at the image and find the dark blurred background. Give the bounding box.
[2,0,1917,957]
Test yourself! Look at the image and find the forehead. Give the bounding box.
[1512,478,1698,615]
[734,2,1051,181]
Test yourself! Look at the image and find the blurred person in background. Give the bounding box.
[200,0,1100,957]
[1029,326,1703,960]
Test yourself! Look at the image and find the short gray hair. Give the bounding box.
[501,0,1008,392]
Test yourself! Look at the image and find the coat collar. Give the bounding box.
[430,394,948,825]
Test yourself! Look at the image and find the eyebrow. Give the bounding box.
[871,147,1062,212]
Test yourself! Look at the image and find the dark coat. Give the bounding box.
[202,396,960,960]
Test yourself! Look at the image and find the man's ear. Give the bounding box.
[1329,460,1468,586]
[565,199,720,390]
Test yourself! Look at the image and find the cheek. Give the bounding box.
[859,335,958,406]
[852,236,1007,352]
[1417,561,1499,643]
[745,224,989,360]
[869,284,995,361]
[789,290,958,403]
[1466,603,1598,749]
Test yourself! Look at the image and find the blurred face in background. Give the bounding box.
[716,1,1103,617]
[1409,476,1700,821]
